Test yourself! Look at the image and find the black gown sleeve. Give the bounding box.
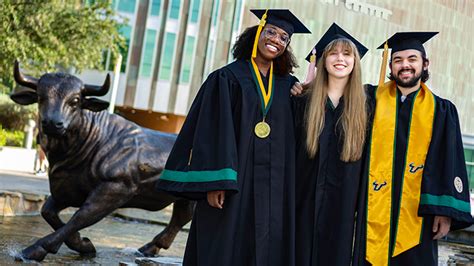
[156,68,240,200]
[418,97,473,229]
[363,83,377,113]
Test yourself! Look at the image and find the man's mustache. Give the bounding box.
[397,68,415,75]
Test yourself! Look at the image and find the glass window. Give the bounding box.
[169,0,180,19]
[232,0,242,32]
[180,36,196,84]
[118,0,136,13]
[212,0,220,27]
[203,0,220,78]
[139,29,157,77]
[150,0,161,16]
[468,164,474,189]
[190,0,200,23]
[118,25,132,72]
[228,0,244,62]
[464,148,473,162]
[159,32,176,81]
[465,148,474,189]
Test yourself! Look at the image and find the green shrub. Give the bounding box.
[0,93,38,131]
[0,126,6,147]
[2,129,25,147]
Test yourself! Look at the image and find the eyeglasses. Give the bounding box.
[262,28,290,46]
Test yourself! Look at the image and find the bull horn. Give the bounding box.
[83,74,111,96]
[14,60,38,90]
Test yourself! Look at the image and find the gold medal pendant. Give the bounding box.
[248,58,273,139]
[254,121,270,138]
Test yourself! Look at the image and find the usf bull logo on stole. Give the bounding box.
[373,181,387,191]
[409,163,424,173]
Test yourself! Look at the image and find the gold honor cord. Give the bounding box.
[250,58,273,138]
[366,81,435,266]
[251,58,273,109]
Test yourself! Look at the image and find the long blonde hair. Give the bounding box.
[304,39,367,162]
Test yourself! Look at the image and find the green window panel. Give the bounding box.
[465,148,474,189]
[118,25,132,73]
[464,148,474,190]
[159,32,177,81]
[212,0,220,27]
[464,148,473,162]
[232,0,243,32]
[150,0,161,16]
[139,29,157,77]
[169,0,180,19]
[468,164,474,189]
[118,0,136,13]
[180,36,196,84]
[190,0,201,23]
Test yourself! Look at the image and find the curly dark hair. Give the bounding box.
[389,53,430,83]
[231,25,298,76]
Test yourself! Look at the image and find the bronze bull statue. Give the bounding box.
[10,62,194,262]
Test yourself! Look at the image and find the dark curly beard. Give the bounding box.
[393,71,422,88]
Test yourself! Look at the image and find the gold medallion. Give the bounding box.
[254,121,271,138]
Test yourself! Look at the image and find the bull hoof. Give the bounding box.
[18,244,48,262]
[66,236,96,254]
[138,243,159,257]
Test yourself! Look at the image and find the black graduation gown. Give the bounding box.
[156,59,298,266]
[293,95,364,266]
[353,85,473,266]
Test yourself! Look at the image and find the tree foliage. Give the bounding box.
[0,0,125,93]
[0,93,37,131]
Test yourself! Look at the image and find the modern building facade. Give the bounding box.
[77,0,474,182]
[80,0,247,132]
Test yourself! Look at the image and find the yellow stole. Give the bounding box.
[366,81,436,266]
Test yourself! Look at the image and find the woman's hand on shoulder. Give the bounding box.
[291,82,304,96]
[291,81,314,96]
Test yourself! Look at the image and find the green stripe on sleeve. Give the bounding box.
[420,194,471,213]
[161,168,237,183]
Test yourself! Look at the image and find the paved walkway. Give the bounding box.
[0,170,49,195]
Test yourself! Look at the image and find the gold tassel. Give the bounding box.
[252,9,268,58]
[378,41,389,87]
[310,48,316,63]
[305,48,317,84]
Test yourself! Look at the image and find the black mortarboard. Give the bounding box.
[250,9,311,37]
[305,23,368,62]
[377,32,438,55]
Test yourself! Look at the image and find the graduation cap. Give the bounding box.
[305,23,368,63]
[377,32,438,55]
[250,9,311,37]
[249,9,310,59]
[376,32,438,86]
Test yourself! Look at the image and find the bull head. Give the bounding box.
[10,61,111,137]
[11,61,111,106]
